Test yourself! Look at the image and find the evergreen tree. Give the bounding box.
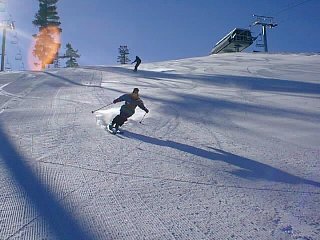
[33,0,61,28]
[32,0,61,70]
[65,43,80,68]
[117,45,130,64]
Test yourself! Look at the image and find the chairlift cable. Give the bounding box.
[272,0,313,16]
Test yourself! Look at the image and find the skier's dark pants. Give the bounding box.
[112,112,133,128]
[112,115,126,128]
[134,62,140,71]
[112,104,135,129]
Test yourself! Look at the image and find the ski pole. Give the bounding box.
[91,103,113,113]
[139,112,147,124]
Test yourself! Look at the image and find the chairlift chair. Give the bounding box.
[20,62,25,71]
[5,64,12,71]
[15,53,22,61]
[10,34,18,44]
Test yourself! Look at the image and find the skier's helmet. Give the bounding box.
[133,88,139,93]
[132,88,139,99]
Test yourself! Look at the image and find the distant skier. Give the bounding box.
[108,88,149,133]
[132,56,141,72]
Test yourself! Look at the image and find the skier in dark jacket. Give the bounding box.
[132,56,141,71]
[108,88,149,133]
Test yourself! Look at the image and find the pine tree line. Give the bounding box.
[33,0,80,69]
[33,1,132,69]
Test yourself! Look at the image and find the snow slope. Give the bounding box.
[0,52,319,239]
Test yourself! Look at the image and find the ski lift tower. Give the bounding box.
[0,20,15,71]
[252,15,277,52]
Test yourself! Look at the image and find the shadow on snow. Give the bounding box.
[82,66,320,95]
[81,66,320,123]
[0,125,97,240]
[124,131,320,188]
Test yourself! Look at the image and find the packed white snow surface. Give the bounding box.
[0,52,319,240]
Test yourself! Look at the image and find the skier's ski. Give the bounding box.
[106,125,124,135]
[106,126,116,134]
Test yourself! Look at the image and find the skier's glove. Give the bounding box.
[145,109,149,113]
[113,99,117,104]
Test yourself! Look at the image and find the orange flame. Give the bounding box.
[28,26,61,71]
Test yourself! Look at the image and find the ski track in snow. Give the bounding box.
[0,53,320,240]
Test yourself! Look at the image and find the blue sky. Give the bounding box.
[1,0,319,70]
